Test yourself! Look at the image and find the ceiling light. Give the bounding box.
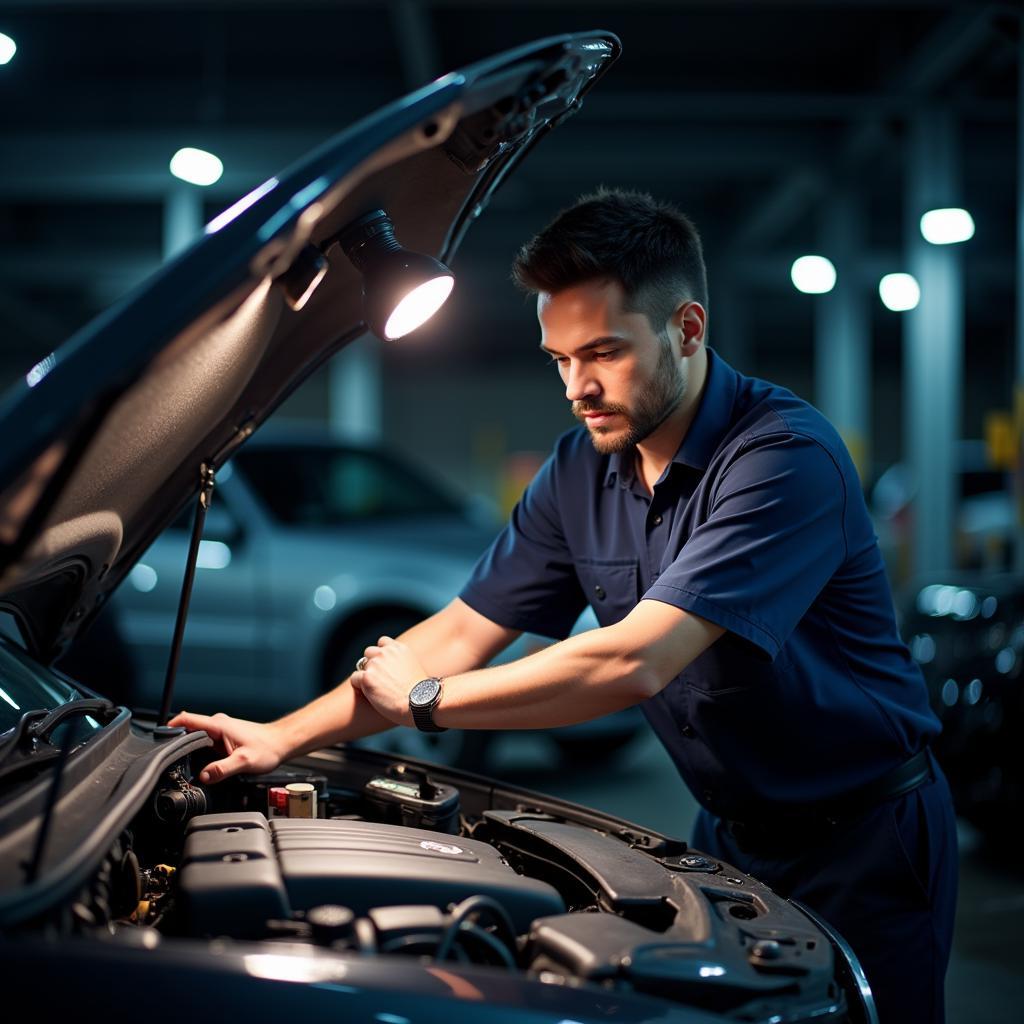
[920,208,975,245]
[878,273,920,312]
[169,147,224,187]
[335,209,454,340]
[790,255,836,295]
[0,32,16,65]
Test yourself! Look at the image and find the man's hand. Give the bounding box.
[351,635,428,726]
[167,711,288,784]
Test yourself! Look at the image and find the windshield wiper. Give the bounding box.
[0,696,118,885]
[0,697,117,778]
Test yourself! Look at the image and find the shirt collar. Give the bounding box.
[604,347,739,488]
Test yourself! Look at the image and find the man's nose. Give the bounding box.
[564,362,600,402]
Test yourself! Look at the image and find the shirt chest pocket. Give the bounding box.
[574,558,639,627]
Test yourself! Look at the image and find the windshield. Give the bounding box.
[0,638,84,734]
[234,446,464,526]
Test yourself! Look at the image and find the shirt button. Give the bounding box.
[594,584,606,600]
[652,514,663,526]
[681,724,695,738]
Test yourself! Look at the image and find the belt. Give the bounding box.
[723,749,934,855]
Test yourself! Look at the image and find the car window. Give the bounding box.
[234,446,463,525]
[0,638,83,734]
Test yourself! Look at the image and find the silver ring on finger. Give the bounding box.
[356,656,368,672]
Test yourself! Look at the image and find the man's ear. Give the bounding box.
[672,301,707,356]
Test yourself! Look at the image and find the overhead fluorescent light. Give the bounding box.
[790,255,836,295]
[169,147,224,187]
[920,208,975,245]
[878,273,920,312]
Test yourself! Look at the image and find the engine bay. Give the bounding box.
[25,741,861,1022]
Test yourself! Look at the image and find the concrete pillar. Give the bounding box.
[904,108,964,576]
[328,335,382,442]
[1015,26,1024,573]
[815,193,870,481]
[163,184,203,261]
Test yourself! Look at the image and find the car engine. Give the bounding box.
[16,741,867,1024]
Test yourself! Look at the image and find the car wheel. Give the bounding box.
[329,612,492,770]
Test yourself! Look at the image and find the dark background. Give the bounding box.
[1,4,1021,1020]
[0,0,1017,499]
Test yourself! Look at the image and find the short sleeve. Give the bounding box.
[644,432,848,659]
[459,452,587,639]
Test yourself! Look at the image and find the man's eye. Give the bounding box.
[547,356,569,367]
[594,350,616,360]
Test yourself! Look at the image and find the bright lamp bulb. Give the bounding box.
[920,208,975,245]
[0,32,16,64]
[790,255,836,295]
[169,147,224,187]
[384,275,454,339]
[879,273,920,312]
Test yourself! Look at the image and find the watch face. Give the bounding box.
[409,677,441,707]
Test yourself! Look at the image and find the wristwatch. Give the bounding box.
[409,677,446,733]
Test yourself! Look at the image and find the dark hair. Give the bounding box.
[511,188,708,334]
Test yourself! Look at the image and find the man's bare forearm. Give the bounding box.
[269,598,518,759]
[430,601,724,731]
[433,623,650,730]
[268,679,390,760]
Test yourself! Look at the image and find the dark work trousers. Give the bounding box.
[691,766,958,1024]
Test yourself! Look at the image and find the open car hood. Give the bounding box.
[0,31,620,662]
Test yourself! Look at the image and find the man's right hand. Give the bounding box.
[167,711,287,784]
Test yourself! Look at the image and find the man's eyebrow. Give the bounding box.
[539,335,628,355]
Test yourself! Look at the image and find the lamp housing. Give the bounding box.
[336,209,454,340]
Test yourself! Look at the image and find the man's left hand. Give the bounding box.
[351,636,427,726]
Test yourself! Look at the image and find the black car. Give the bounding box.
[0,33,874,1022]
[899,571,1023,844]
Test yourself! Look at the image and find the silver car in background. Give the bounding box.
[111,432,639,765]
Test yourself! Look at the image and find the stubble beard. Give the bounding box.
[574,339,686,455]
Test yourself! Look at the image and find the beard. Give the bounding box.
[573,339,686,455]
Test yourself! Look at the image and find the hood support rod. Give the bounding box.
[158,463,216,727]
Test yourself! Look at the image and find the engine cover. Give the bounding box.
[178,812,564,938]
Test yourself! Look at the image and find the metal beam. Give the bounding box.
[0,245,1014,291]
[0,125,827,201]
[725,4,1002,251]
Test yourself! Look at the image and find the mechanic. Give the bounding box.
[171,189,957,1024]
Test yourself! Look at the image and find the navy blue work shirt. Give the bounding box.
[460,349,940,816]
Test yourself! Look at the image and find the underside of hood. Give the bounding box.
[0,32,620,662]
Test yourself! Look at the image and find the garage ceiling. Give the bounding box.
[0,0,1018,386]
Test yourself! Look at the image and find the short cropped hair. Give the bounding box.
[511,188,708,334]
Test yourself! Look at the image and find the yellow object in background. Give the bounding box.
[499,452,546,519]
[985,410,1015,471]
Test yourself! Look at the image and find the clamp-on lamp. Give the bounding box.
[336,209,455,340]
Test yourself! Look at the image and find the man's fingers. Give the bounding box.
[168,710,222,738]
[377,635,395,646]
[198,748,252,784]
